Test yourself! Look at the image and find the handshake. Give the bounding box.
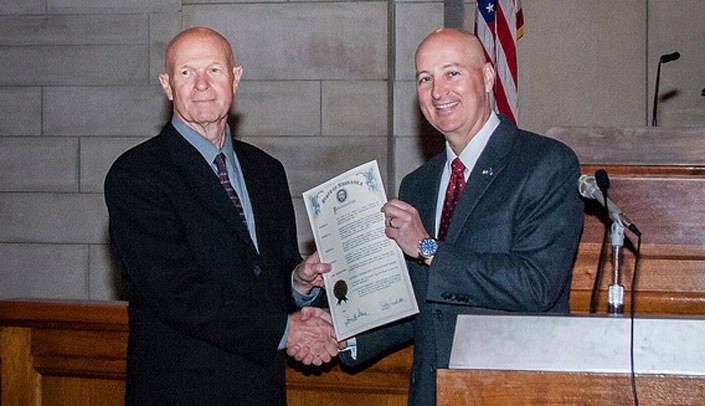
[286,306,344,366]
[286,251,344,366]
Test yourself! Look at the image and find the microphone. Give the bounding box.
[651,51,680,127]
[595,169,610,191]
[578,175,641,236]
[659,51,680,64]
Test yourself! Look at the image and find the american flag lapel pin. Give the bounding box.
[482,168,494,176]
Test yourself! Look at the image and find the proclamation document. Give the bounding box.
[303,161,419,340]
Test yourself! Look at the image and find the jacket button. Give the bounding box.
[253,265,262,276]
[434,309,443,319]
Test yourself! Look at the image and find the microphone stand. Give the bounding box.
[651,60,663,127]
[608,220,625,315]
[651,51,680,127]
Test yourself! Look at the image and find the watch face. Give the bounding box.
[420,238,438,257]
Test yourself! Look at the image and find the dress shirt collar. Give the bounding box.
[433,112,499,237]
[444,111,500,178]
[171,116,235,165]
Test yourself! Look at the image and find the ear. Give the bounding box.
[158,73,173,101]
[232,65,244,93]
[482,62,496,94]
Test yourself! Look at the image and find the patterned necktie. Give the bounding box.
[437,158,466,241]
[213,153,248,229]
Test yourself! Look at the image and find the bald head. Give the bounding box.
[164,27,235,74]
[415,28,487,71]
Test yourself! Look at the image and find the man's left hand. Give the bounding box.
[292,251,332,295]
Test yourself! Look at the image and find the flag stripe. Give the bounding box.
[496,2,517,83]
[475,0,523,125]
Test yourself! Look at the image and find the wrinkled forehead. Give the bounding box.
[165,31,234,71]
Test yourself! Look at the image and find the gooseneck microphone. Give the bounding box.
[578,174,641,236]
[651,51,680,127]
[595,169,610,192]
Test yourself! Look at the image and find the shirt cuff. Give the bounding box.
[278,315,290,351]
[339,336,357,360]
[291,272,322,307]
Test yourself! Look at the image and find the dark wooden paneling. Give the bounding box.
[572,165,705,315]
[437,369,705,405]
[0,300,409,406]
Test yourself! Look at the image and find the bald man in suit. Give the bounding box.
[105,27,337,405]
[337,28,584,405]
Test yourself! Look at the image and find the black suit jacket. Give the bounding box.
[104,122,302,405]
[341,116,584,405]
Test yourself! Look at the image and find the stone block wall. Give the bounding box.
[1,0,703,300]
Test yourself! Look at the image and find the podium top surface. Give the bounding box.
[545,126,705,165]
[449,314,705,375]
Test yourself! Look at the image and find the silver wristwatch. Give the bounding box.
[418,237,438,259]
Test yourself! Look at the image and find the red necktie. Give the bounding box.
[437,158,466,241]
[213,153,248,229]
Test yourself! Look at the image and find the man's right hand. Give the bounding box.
[286,307,338,366]
[382,199,431,259]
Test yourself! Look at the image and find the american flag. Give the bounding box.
[475,0,524,125]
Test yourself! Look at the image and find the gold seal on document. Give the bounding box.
[333,280,348,305]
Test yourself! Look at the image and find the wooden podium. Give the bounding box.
[438,314,705,405]
[547,126,705,315]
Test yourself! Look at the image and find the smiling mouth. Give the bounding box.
[435,101,459,110]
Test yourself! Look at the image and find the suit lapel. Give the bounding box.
[233,141,270,253]
[418,155,446,234]
[160,124,258,253]
[444,117,515,242]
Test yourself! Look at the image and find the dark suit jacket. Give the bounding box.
[104,122,302,405]
[340,115,584,405]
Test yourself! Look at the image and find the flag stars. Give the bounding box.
[485,3,495,14]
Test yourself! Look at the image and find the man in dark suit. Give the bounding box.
[337,28,584,405]
[104,27,338,405]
